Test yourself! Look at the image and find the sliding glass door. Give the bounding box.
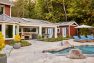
[5,25,13,38]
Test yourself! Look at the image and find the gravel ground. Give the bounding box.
[7,39,94,63]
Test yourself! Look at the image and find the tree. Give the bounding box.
[34,0,45,19]
[12,0,35,18]
[11,0,94,25]
[62,0,67,22]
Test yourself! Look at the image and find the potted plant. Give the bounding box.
[13,34,21,49]
[0,32,7,63]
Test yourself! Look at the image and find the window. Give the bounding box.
[31,28,36,32]
[23,28,30,32]
[15,26,17,35]
[0,5,3,15]
[57,28,60,33]
[19,28,21,32]
[5,25,13,38]
[23,28,36,32]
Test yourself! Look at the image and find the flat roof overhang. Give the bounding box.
[0,20,19,25]
[19,23,58,27]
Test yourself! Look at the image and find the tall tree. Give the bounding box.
[11,0,94,25]
[62,0,67,22]
[12,0,35,18]
[34,0,45,19]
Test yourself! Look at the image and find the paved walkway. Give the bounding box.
[7,40,94,63]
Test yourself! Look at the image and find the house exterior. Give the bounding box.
[0,14,19,40]
[0,1,58,40]
[57,21,78,37]
[0,0,78,40]
[0,0,19,40]
[0,0,13,16]
[0,14,58,40]
[11,17,58,40]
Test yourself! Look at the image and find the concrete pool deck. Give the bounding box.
[7,39,94,63]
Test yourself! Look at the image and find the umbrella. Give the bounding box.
[75,24,94,28]
[75,24,94,35]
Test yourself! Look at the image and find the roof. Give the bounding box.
[0,14,17,23]
[11,17,56,25]
[11,17,26,23]
[56,21,78,26]
[11,17,57,27]
[21,18,53,24]
[0,14,57,27]
[0,14,54,25]
[0,0,13,6]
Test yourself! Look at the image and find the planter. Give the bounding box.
[66,49,86,59]
[13,43,21,49]
[0,54,7,63]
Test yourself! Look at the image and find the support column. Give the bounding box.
[36,27,39,34]
[44,28,48,38]
[13,24,16,39]
[21,27,24,39]
[39,26,42,36]
[21,28,23,34]
[17,25,19,34]
[2,23,5,39]
[45,28,47,34]
[55,26,57,38]
[69,25,70,37]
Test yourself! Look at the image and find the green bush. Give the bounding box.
[9,40,31,47]
[44,36,64,42]
[9,40,17,46]
[20,40,31,47]
[37,35,68,42]
[56,35,64,41]
[37,35,44,41]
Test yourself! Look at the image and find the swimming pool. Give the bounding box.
[49,45,94,56]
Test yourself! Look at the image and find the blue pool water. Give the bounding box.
[49,45,94,55]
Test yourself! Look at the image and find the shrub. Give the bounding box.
[37,35,44,41]
[66,35,72,39]
[37,35,68,42]
[20,40,31,47]
[9,40,17,46]
[56,35,64,41]
[0,32,5,51]
[9,40,31,47]
[14,34,21,42]
[44,36,64,42]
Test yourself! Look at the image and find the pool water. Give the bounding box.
[49,45,94,55]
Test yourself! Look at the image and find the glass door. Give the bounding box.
[62,27,67,37]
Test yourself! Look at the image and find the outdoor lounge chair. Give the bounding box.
[87,35,94,40]
[80,36,93,42]
[73,36,87,42]
[87,35,94,42]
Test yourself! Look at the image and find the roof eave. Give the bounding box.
[0,2,14,6]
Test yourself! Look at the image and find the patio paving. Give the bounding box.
[7,39,94,63]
